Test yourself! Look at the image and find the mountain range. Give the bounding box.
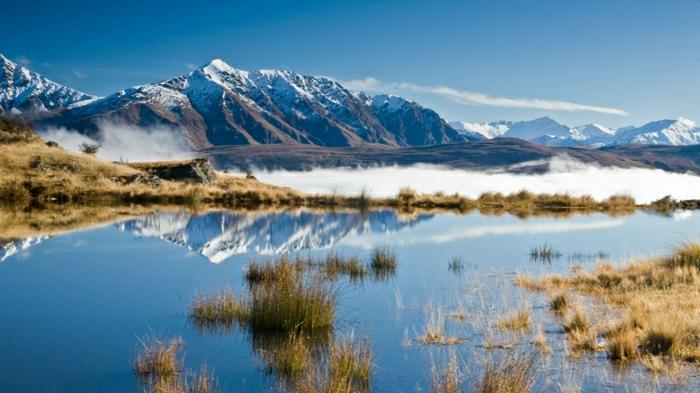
[450,116,700,147]
[2,49,700,182]
[0,54,475,149]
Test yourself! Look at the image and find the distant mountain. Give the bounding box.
[452,116,700,147]
[612,118,700,145]
[0,54,474,149]
[0,55,96,114]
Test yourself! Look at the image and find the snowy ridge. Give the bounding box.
[452,116,700,147]
[28,56,471,148]
[0,54,96,114]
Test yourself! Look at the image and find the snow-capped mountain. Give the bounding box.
[452,116,700,147]
[612,118,700,145]
[0,55,96,114]
[1,54,473,148]
[118,210,431,263]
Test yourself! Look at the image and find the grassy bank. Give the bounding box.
[517,242,700,371]
[0,118,687,217]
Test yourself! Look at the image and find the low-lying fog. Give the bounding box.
[246,157,700,204]
[39,122,194,162]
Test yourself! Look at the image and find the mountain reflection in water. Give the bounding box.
[118,210,433,263]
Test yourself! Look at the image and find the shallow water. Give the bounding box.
[1,209,700,392]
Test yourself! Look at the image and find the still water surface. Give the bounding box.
[1,209,700,392]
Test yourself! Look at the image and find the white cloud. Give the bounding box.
[339,77,629,116]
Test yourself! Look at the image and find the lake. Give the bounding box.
[1,208,700,392]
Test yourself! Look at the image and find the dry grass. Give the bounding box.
[473,353,536,393]
[190,261,335,335]
[517,242,700,370]
[534,327,551,355]
[497,309,532,332]
[549,293,570,315]
[430,355,461,393]
[606,327,637,362]
[369,246,398,279]
[134,337,183,379]
[189,288,246,332]
[418,306,464,345]
[259,332,312,380]
[289,336,373,393]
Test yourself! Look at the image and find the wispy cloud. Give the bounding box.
[15,55,32,66]
[340,77,629,116]
[184,63,198,71]
[72,70,87,79]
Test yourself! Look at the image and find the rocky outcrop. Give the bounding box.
[128,158,216,185]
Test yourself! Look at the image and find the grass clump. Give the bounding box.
[134,337,183,379]
[245,257,306,286]
[497,309,531,332]
[642,326,678,356]
[191,260,336,335]
[246,273,335,334]
[189,288,245,332]
[291,336,373,393]
[369,246,398,279]
[669,242,700,268]
[315,253,366,282]
[529,244,562,263]
[473,353,536,393]
[549,293,570,315]
[562,307,597,352]
[419,306,464,345]
[329,336,372,388]
[606,327,637,362]
[448,256,465,274]
[533,327,551,355]
[259,332,312,380]
[430,355,461,393]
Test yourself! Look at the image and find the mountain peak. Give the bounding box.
[0,54,96,114]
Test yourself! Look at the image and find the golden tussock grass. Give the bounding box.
[288,335,373,393]
[497,309,532,332]
[133,336,217,393]
[430,355,461,393]
[549,293,570,315]
[473,353,536,393]
[190,257,336,335]
[134,337,183,379]
[517,242,700,370]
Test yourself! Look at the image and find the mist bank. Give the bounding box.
[206,139,700,175]
[245,157,700,204]
[38,122,194,162]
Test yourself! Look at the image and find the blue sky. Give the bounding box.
[2,0,699,127]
